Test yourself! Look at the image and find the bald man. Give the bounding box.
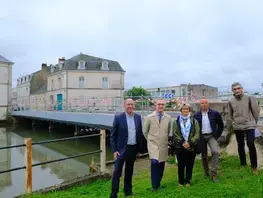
[194,98,224,182]
[110,98,144,198]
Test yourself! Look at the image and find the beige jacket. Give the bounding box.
[228,94,260,130]
[143,111,171,162]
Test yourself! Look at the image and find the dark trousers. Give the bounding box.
[176,149,196,185]
[234,129,257,168]
[110,145,137,198]
[151,159,165,189]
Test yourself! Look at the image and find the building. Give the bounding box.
[0,55,13,120]
[13,53,125,111]
[15,63,50,110]
[11,87,17,107]
[45,53,125,110]
[146,84,218,99]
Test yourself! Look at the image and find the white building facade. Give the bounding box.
[0,55,13,120]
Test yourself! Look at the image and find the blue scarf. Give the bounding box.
[179,114,191,141]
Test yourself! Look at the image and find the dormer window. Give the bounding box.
[78,60,85,70]
[51,65,55,73]
[58,63,63,70]
[101,61,109,70]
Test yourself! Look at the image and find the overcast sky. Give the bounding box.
[1,0,263,93]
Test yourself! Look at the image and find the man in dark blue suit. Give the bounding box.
[110,98,144,198]
[194,98,224,182]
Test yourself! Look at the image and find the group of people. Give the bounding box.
[109,82,260,198]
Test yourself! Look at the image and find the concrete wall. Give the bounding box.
[30,93,47,110]
[189,84,218,98]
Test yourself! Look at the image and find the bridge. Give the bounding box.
[13,94,262,130]
[11,110,180,130]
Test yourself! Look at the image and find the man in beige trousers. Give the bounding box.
[143,98,171,192]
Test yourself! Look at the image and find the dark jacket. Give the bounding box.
[172,115,200,152]
[110,112,144,155]
[193,108,224,139]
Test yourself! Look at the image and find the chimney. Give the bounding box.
[58,57,65,64]
[41,63,47,71]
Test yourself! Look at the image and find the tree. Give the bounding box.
[125,86,151,101]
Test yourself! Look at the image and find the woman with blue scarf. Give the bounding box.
[173,103,200,186]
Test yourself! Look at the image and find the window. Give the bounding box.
[182,88,186,96]
[51,79,54,90]
[102,77,108,88]
[78,61,85,70]
[203,90,206,96]
[79,76,85,88]
[101,61,109,70]
[58,77,62,89]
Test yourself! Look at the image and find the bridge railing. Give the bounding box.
[12,94,236,114]
[0,130,107,195]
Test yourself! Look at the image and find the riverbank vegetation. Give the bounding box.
[28,156,263,198]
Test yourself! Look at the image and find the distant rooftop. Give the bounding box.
[50,53,125,73]
[0,54,13,64]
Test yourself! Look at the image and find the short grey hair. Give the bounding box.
[231,82,242,90]
[154,98,166,103]
[179,103,192,112]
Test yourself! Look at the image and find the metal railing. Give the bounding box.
[0,130,106,195]
[12,94,237,114]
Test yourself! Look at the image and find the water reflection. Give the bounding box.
[0,126,112,198]
[0,128,11,192]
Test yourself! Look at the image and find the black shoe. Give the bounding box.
[152,188,158,192]
[124,191,135,196]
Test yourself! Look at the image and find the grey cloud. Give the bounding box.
[1,0,263,93]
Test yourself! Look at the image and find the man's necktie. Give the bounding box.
[158,114,162,122]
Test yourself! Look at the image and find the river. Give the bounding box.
[0,125,113,198]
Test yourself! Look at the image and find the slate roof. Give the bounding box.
[0,54,13,64]
[31,84,47,95]
[51,53,125,73]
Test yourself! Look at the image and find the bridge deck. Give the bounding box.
[11,110,181,129]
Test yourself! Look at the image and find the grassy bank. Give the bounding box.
[28,156,263,198]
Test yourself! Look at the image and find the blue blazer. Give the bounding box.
[110,112,144,155]
[193,108,224,139]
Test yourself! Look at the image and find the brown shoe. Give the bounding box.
[252,168,259,175]
[211,175,218,183]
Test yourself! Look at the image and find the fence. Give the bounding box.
[0,130,106,195]
[12,94,237,114]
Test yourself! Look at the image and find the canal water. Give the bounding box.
[0,125,113,198]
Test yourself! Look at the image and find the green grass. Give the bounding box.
[28,156,263,198]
